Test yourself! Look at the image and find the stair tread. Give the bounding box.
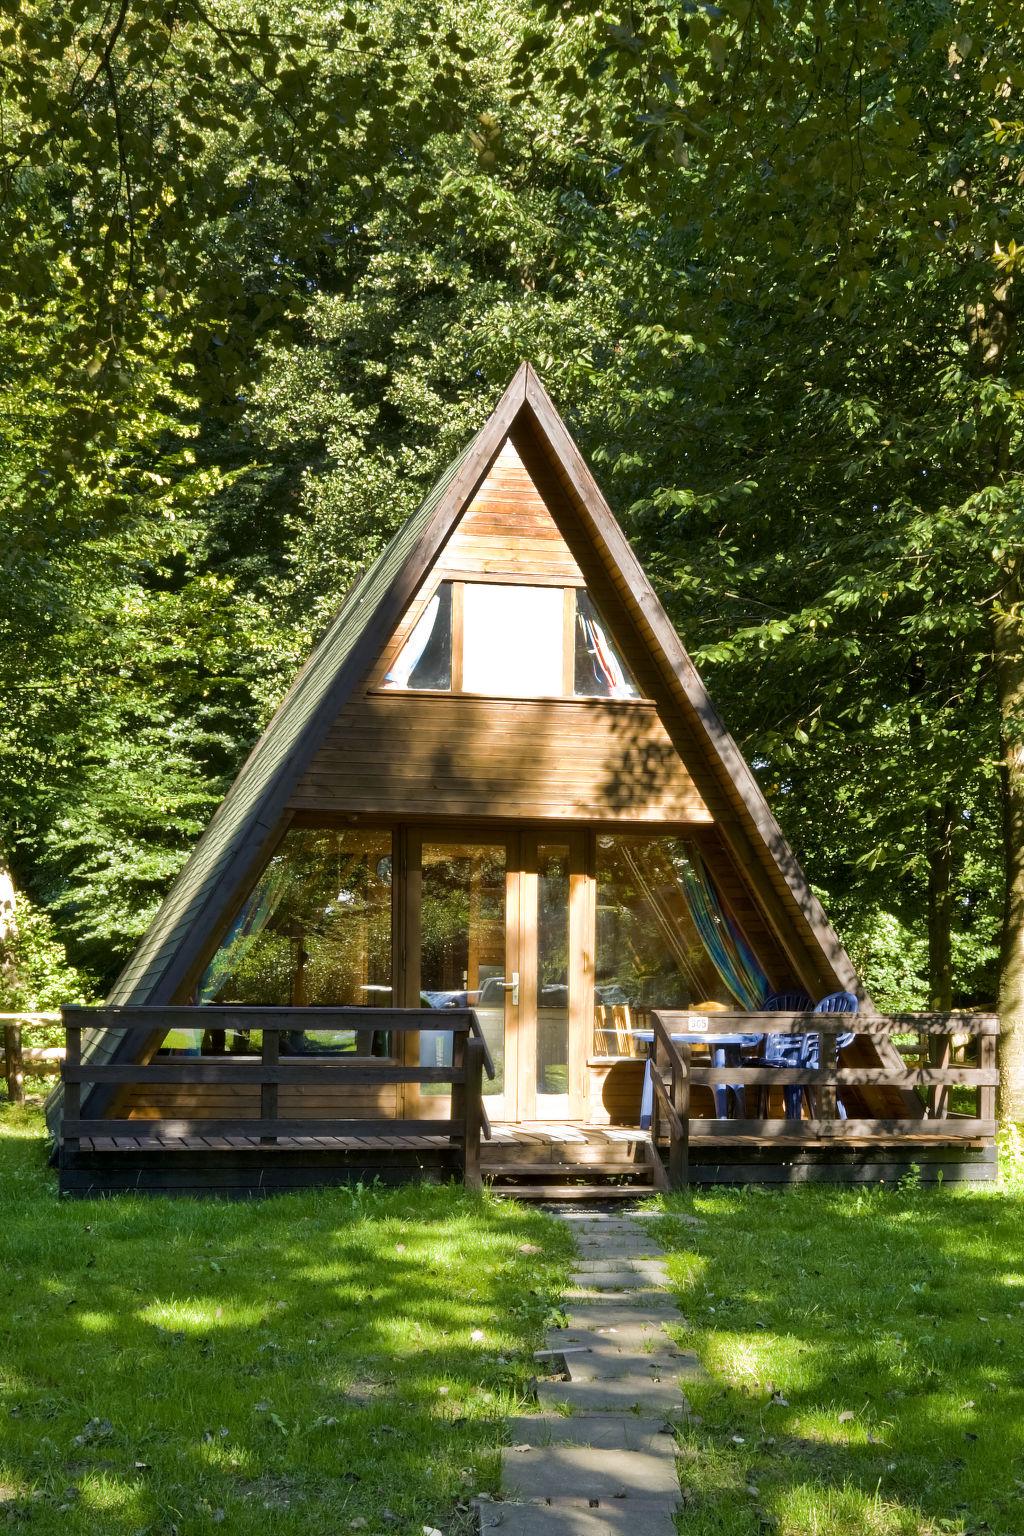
[492,1183,653,1200]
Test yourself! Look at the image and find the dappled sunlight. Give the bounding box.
[656,1182,1024,1535]
[0,1108,573,1536]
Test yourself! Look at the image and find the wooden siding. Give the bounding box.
[290,694,711,822]
[433,435,584,585]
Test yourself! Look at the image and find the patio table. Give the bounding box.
[632,1029,763,1128]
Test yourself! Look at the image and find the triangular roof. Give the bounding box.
[49,363,869,1123]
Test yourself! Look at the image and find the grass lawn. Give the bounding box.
[654,1158,1024,1536]
[0,1105,573,1536]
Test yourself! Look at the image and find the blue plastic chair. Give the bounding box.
[756,991,813,1119]
[804,991,858,1120]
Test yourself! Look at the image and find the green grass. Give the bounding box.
[653,1165,1024,1536]
[0,1105,573,1536]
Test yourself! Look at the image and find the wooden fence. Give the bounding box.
[60,1006,493,1190]
[647,1009,1000,1191]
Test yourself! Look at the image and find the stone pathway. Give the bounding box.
[479,1207,705,1536]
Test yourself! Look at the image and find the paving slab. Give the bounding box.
[564,1349,703,1386]
[479,1499,678,1536]
[557,1298,683,1326]
[506,1415,674,1453]
[535,1377,687,1413]
[573,1257,669,1277]
[500,1444,680,1501]
[544,1324,679,1355]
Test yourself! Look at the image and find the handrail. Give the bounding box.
[648,1008,998,1134]
[468,1011,497,1080]
[60,1006,490,1188]
[650,1011,690,1190]
[651,1009,1000,1037]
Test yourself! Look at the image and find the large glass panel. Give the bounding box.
[420,842,507,1099]
[462,582,563,697]
[193,827,392,1054]
[594,834,743,1055]
[574,590,639,699]
[536,844,570,1109]
[420,847,509,1099]
[383,583,452,690]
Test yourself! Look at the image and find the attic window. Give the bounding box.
[462,583,563,697]
[381,580,641,701]
[574,590,638,699]
[384,583,452,691]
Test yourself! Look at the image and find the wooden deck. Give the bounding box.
[58,1118,996,1198]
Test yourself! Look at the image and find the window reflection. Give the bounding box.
[537,845,570,1104]
[189,828,393,1055]
[462,583,564,697]
[594,834,752,1056]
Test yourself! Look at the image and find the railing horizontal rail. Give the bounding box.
[689,1065,999,1087]
[651,1009,1000,1037]
[66,1117,461,1139]
[682,1117,995,1141]
[62,1006,474,1033]
[61,1062,462,1087]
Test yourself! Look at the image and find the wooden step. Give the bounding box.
[492,1183,653,1201]
[484,1160,650,1179]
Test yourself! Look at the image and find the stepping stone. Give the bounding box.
[563,1349,703,1386]
[559,1299,682,1328]
[479,1499,678,1536]
[573,1257,669,1278]
[542,1329,692,1365]
[506,1414,674,1453]
[500,1444,680,1502]
[535,1376,687,1413]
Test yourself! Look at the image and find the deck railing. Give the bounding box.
[647,1009,1000,1191]
[60,1006,493,1190]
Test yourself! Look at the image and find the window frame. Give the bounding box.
[375,578,647,704]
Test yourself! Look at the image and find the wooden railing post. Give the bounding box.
[669,1040,690,1190]
[62,1019,81,1167]
[450,1027,466,1145]
[928,1025,951,1119]
[3,1022,24,1105]
[819,1025,838,1122]
[462,1037,484,1191]
[261,1028,279,1145]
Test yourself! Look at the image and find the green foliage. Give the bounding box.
[1,0,1020,1018]
[0,895,90,1046]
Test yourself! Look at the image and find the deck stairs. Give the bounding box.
[482,1124,657,1200]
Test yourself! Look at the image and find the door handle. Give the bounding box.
[500,972,520,1006]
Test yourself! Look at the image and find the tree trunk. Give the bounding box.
[994,573,1024,1121]
[926,799,955,1012]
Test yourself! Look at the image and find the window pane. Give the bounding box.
[594,834,735,1055]
[420,843,507,1098]
[462,583,563,697]
[194,828,393,1054]
[574,590,638,699]
[384,583,452,690]
[536,845,570,1102]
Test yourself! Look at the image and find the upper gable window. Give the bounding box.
[382,580,640,701]
[462,583,563,697]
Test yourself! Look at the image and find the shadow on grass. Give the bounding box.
[0,1106,573,1536]
[654,1181,1024,1536]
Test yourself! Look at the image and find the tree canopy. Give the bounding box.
[2,0,1023,1107]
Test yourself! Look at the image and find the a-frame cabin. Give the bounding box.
[51,365,999,1195]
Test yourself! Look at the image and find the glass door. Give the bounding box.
[411,833,518,1120]
[405,828,589,1123]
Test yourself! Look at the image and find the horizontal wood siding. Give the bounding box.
[433,436,584,584]
[291,695,711,822]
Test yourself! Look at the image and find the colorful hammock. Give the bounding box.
[677,846,768,1010]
